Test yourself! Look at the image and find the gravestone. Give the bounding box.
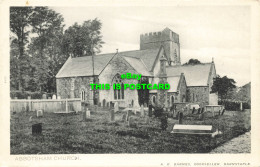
[36,110,43,117]
[29,116,33,122]
[83,111,87,121]
[98,102,101,107]
[240,102,243,111]
[26,104,30,112]
[86,108,91,118]
[103,99,106,108]
[199,112,205,120]
[141,104,144,117]
[161,115,168,130]
[42,94,47,99]
[126,110,131,121]
[179,112,183,124]
[107,102,110,108]
[122,113,127,122]
[110,109,115,121]
[57,96,61,100]
[27,96,31,100]
[128,116,137,128]
[201,108,204,113]
[145,116,150,124]
[192,107,195,114]
[110,101,114,108]
[114,102,119,112]
[52,94,56,99]
[221,109,226,115]
[198,108,201,114]
[32,123,42,135]
[148,105,153,117]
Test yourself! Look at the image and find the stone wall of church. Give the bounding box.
[98,55,140,108]
[56,76,99,105]
[186,86,209,107]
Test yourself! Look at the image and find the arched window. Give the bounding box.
[81,89,86,101]
[112,74,124,100]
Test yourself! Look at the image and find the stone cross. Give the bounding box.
[36,110,43,117]
[157,54,168,107]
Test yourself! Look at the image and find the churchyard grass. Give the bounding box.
[10,108,250,154]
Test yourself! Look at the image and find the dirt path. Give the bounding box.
[210,132,251,153]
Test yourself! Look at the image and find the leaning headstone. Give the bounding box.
[42,94,47,99]
[32,123,42,135]
[36,110,43,117]
[114,102,119,112]
[141,104,144,117]
[52,94,56,99]
[179,112,183,124]
[86,108,91,118]
[148,105,153,117]
[221,109,226,115]
[110,109,115,121]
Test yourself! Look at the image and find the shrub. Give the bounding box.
[219,100,251,110]
[10,91,54,99]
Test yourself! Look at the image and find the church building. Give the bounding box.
[56,27,217,108]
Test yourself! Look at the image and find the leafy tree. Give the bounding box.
[10,7,33,90]
[62,18,104,57]
[183,59,201,65]
[211,75,236,102]
[28,7,65,92]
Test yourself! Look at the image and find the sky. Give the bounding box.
[51,6,251,87]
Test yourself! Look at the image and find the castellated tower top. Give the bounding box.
[140,27,181,65]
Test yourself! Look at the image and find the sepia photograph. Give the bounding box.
[1,0,260,166]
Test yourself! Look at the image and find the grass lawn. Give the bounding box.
[10,107,251,154]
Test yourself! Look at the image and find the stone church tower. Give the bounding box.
[140,27,181,65]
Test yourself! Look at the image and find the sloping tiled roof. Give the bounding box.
[123,56,152,76]
[56,49,160,78]
[56,53,115,78]
[166,63,212,86]
[150,76,181,93]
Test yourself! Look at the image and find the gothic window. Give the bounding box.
[81,89,86,101]
[112,74,124,100]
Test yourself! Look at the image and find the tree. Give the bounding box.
[28,7,65,92]
[62,18,104,57]
[183,59,201,65]
[10,7,33,90]
[211,75,236,102]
